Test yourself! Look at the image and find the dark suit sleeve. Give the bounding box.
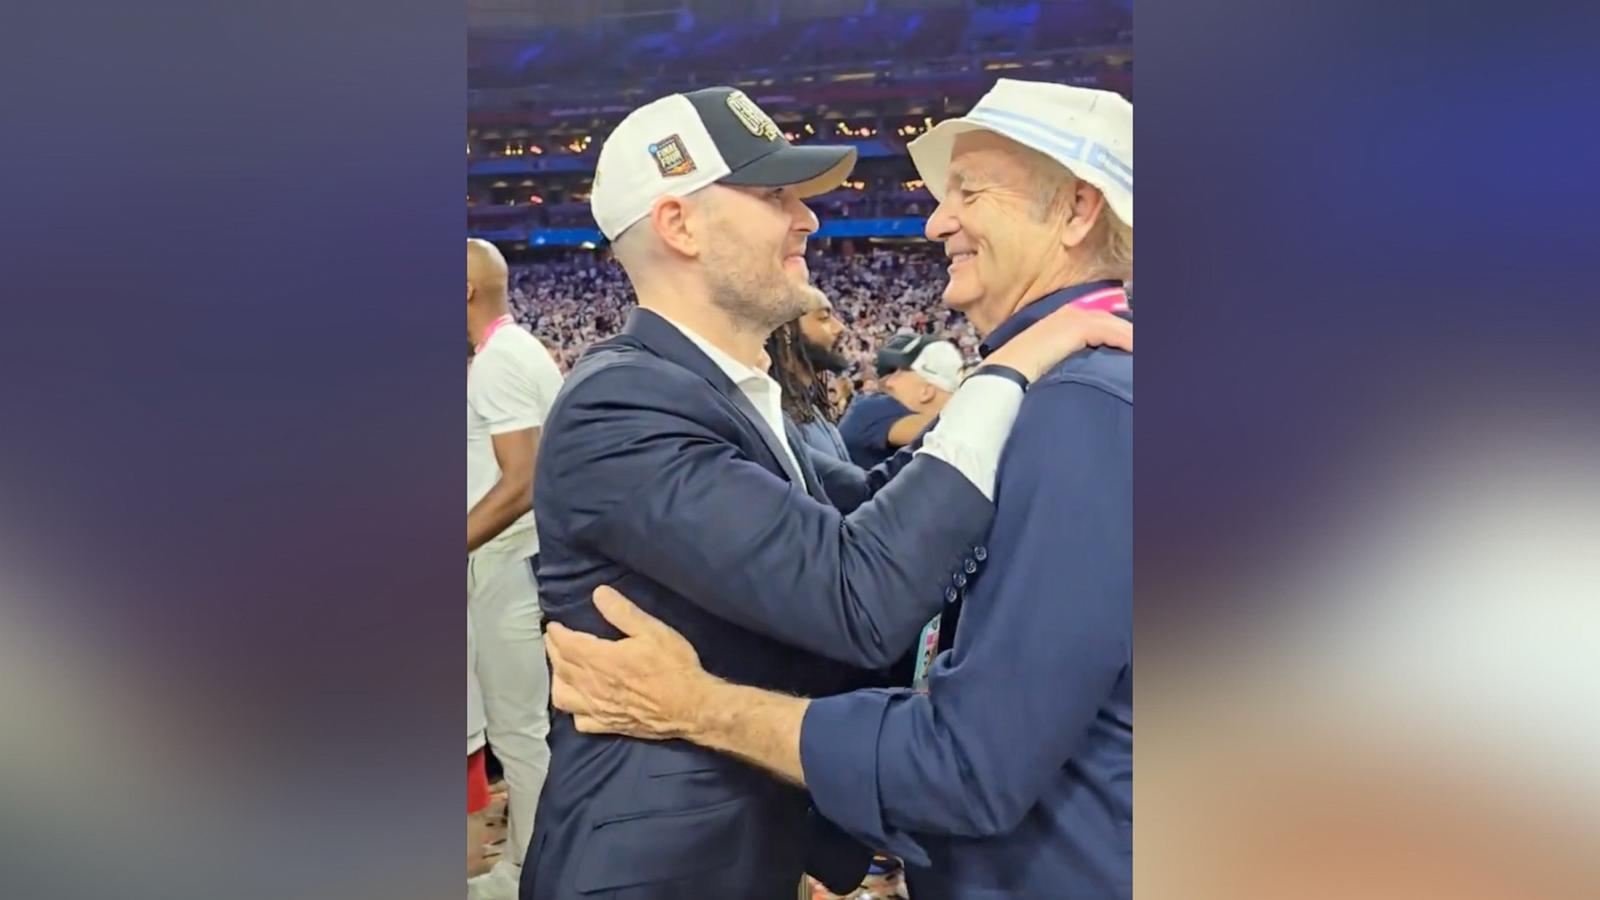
[807,430,927,515]
[797,383,1132,861]
[804,448,870,513]
[552,364,994,669]
[866,429,926,489]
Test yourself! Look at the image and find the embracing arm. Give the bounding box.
[552,364,1008,668]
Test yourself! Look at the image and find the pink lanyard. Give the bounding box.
[1068,286,1130,313]
[474,314,514,355]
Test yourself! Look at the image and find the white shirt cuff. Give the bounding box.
[914,373,1024,501]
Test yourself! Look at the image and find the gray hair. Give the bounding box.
[1030,155,1133,283]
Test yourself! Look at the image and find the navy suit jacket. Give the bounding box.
[522,308,994,899]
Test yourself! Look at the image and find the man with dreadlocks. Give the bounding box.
[765,293,855,465]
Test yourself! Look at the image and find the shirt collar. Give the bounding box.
[978,280,1126,358]
[655,313,772,388]
[473,314,514,355]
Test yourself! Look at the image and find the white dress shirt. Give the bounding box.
[657,315,805,480]
[659,313,1024,501]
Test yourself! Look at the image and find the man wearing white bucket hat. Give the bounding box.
[544,79,1133,900]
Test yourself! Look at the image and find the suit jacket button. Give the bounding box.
[964,558,978,575]
[944,585,959,604]
[954,572,968,588]
[973,545,988,562]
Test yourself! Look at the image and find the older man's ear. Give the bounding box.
[1059,183,1107,250]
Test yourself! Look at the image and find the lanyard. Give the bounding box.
[473,314,514,354]
[1068,286,1129,313]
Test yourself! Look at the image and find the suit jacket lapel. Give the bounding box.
[726,383,808,489]
[621,308,806,488]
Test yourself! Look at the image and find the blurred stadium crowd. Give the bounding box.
[507,247,972,388]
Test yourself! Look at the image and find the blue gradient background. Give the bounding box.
[1137,0,1600,896]
[0,1,461,898]
[2,0,1597,897]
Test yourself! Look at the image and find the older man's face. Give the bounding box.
[880,369,937,412]
[924,132,1066,334]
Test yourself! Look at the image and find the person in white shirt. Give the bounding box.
[468,607,499,877]
[466,238,564,899]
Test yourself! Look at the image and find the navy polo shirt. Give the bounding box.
[838,392,914,469]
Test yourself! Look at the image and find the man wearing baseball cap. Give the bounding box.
[838,334,964,469]
[542,79,1135,900]
[524,86,1132,899]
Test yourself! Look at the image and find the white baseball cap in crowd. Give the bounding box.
[590,86,858,241]
[908,78,1132,226]
[876,334,965,394]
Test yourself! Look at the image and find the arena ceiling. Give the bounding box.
[468,0,972,35]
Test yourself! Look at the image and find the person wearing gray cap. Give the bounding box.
[522,85,1131,899]
[541,79,1135,900]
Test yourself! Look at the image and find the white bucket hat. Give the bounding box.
[908,78,1132,226]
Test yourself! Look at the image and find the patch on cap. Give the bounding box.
[648,135,696,177]
[725,90,780,141]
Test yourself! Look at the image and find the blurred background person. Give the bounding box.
[767,293,855,465]
[466,238,563,900]
[467,607,508,880]
[838,334,963,469]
